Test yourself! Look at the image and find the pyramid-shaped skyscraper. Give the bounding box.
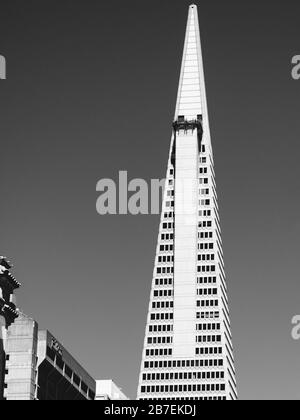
[137,4,237,401]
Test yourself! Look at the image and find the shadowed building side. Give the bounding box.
[36,330,96,400]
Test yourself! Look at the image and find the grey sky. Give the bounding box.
[1,0,300,399]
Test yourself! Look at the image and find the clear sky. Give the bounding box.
[1,0,300,400]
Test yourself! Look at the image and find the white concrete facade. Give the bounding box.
[3,314,38,400]
[173,129,198,359]
[137,5,237,401]
[95,380,128,400]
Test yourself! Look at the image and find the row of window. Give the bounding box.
[161,233,174,241]
[155,276,217,286]
[140,383,225,394]
[197,323,221,331]
[153,290,173,298]
[195,347,223,356]
[162,223,174,230]
[154,278,173,286]
[152,301,173,309]
[197,276,217,284]
[158,255,174,263]
[199,188,209,195]
[198,254,214,261]
[149,324,173,333]
[196,335,222,344]
[198,243,214,250]
[144,359,224,370]
[152,302,220,311]
[198,221,212,228]
[165,201,174,208]
[197,311,220,320]
[147,337,173,345]
[197,299,219,307]
[198,232,213,239]
[199,210,212,218]
[159,244,174,252]
[145,349,172,357]
[151,301,220,312]
[150,313,173,321]
[197,288,218,296]
[142,370,225,382]
[158,251,216,262]
[148,323,221,335]
[163,211,174,219]
[157,267,173,274]
[199,178,209,185]
[199,199,210,206]
[197,265,216,273]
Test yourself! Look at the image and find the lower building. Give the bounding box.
[4,314,96,400]
[1,258,128,401]
[95,380,128,400]
[0,258,20,400]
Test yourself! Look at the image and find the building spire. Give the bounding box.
[175,4,211,146]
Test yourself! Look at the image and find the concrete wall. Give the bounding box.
[4,314,38,400]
